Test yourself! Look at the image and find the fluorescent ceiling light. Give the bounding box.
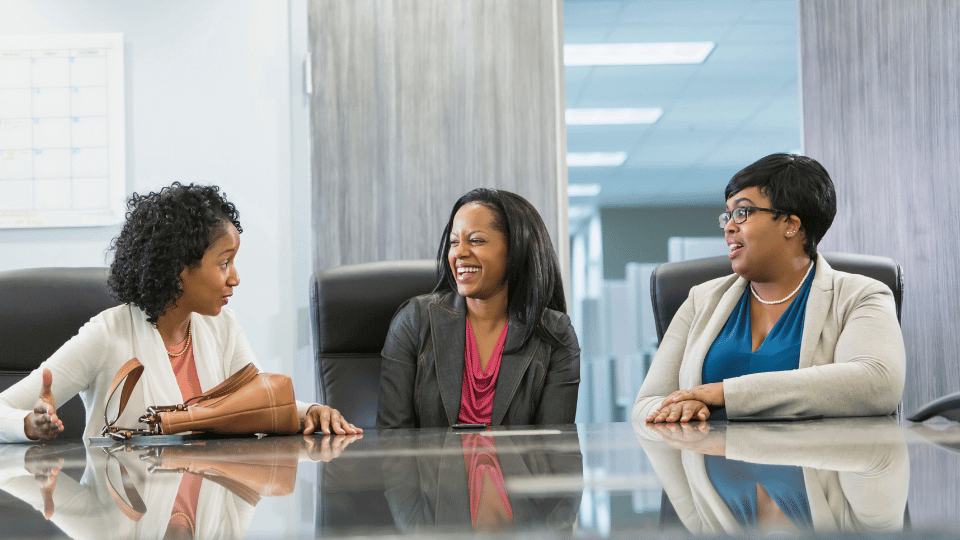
[564,42,715,66]
[568,184,602,197]
[567,152,627,167]
[568,206,593,220]
[566,108,663,125]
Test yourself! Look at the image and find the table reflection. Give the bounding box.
[378,429,583,533]
[0,434,359,540]
[634,417,909,536]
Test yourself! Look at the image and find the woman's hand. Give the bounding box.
[647,399,711,423]
[647,421,726,456]
[303,433,362,462]
[646,383,724,423]
[24,445,64,519]
[303,404,363,435]
[23,369,64,441]
[660,383,725,410]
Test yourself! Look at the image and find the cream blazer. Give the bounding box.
[634,417,910,535]
[0,444,256,539]
[0,305,314,443]
[632,254,906,422]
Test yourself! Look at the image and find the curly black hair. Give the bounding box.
[108,182,242,324]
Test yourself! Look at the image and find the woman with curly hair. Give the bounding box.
[376,188,580,428]
[0,183,360,442]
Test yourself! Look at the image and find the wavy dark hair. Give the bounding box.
[435,188,566,352]
[108,182,242,324]
[725,153,836,259]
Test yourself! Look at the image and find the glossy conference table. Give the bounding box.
[1,418,959,539]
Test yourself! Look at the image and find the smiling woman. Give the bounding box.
[633,154,906,425]
[0,183,360,442]
[376,188,581,429]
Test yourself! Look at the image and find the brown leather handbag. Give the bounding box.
[101,358,300,441]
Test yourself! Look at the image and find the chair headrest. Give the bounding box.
[312,260,438,354]
[0,267,116,371]
[650,252,903,342]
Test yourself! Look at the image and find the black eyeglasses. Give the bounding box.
[718,206,785,228]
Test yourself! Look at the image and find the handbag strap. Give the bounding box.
[104,447,148,521]
[101,359,147,438]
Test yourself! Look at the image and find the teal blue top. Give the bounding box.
[701,264,816,418]
[705,455,812,529]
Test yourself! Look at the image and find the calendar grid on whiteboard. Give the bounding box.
[0,33,124,228]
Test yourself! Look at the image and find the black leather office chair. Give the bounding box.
[650,251,903,343]
[0,267,117,439]
[311,260,438,428]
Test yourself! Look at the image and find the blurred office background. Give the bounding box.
[563,0,801,425]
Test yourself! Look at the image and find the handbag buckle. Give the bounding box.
[139,404,187,426]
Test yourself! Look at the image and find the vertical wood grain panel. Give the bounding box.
[800,0,960,413]
[800,2,960,525]
[308,0,564,274]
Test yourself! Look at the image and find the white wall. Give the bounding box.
[0,0,314,400]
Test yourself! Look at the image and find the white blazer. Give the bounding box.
[0,305,313,443]
[632,254,906,421]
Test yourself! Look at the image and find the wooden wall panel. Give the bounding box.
[799,0,960,414]
[308,0,566,273]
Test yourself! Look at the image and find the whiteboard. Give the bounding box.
[0,33,125,228]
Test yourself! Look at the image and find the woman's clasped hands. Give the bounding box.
[646,382,725,423]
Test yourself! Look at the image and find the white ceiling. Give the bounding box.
[564,0,801,210]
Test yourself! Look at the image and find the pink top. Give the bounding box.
[458,319,509,425]
[167,473,202,539]
[165,332,203,538]
[461,432,514,527]
[167,335,202,402]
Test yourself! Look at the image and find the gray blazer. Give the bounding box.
[377,291,580,428]
[632,254,906,421]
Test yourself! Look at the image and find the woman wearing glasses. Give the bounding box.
[633,154,905,424]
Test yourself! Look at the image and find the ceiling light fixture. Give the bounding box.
[564,42,715,66]
[568,184,602,197]
[566,108,663,125]
[567,152,627,167]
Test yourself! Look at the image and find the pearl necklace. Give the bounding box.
[166,321,192,357]
[750,262,814,305]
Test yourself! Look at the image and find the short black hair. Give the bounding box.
[108,182,242,324]
[725,153,836,259]
[435,188,566,352]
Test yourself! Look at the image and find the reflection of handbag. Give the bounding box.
[101,358,300,441]
[105,437,300,520]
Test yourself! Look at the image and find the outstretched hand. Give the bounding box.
[24,369,63,441]
[303,404,362,435]
[24,445,65,519]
